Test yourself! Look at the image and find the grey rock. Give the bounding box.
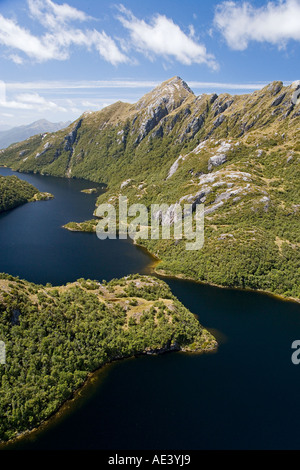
[210,93,218,104]
[213,114,225,128]
[212,98,234,117]
[208,154,227,171]
[268,81,283,96]
[271,93,286,107]
[64,119,83,152]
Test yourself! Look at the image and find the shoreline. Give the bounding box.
[0,272,217,449]
[61,231,300,306]
[132,240,300,306]
[2,165,298,306]
[0,340,217,449]
[0,361,114,449]
[153,267,300,305]
[60,226,300,306]
[0,165,108,189]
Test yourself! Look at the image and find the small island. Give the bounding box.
[63,219,98,232]
[0,273,217,444]
[80,188,97,194]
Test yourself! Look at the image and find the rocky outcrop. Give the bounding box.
[212,96,234,116]
[181,115,205,140]
[166,154,185,179]
[1,76,300,192]
[271,93,286,107]
[268,81,283,96]
[208,141,231,170]
[134,76,194,144]
[208,153,227,170]
[64,119,83,153]
[145,339,180,355]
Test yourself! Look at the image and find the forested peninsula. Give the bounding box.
[0,273,216,443]
[0,174,53,213]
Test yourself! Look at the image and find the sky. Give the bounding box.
[0,0,300,127]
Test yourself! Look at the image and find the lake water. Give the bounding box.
[1,167,300,450]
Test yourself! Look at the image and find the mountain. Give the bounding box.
[0,124,11,132]
[0,76,299,299]
[0,119,71,149]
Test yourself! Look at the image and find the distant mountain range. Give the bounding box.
[0,119,71,149]
[0,124,12,132]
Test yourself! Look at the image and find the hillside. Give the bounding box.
[0,76,299,299]
[0,175,53,213]
[0,273,216,442]
[0,119,71,150]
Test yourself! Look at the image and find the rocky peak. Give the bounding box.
[134,77,194,143]
[163,76,194,95]
[265,81,283,96]
[291,80,300,90]
[136,76,194,112]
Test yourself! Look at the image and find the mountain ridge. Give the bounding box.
[0,119,71,150]
[0,77,299,299]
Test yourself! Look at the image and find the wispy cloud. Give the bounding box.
[5,79,160,90]
[0,14,59,62]
[27,0,91,29]
[214,0,300,50]
[0,91,67,112]
[0,0,128,65]
[188,81,273,90]
[0,0,223,70]
[9,54,24,65]
[4,78,280,94]
[116,4,219,70]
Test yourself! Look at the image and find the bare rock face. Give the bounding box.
[208,141,232,170]
[134,77,194,144]
[267,81,283,96]
[64,119,83,153]
[208,153,227,170]
[180,115,205,141]
[271,93,286,107]
[212,96,234,116]
[1,76,300,196]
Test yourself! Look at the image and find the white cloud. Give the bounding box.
[214,0,300,50]
[117,5,218,70]
[0,91,67,112]
[0,1,221,69]
[88,30,129,66]
[28,0,90,29]
[5,78,286,95]
[0,14,59,61]
[81,100,99,108]
[189,81,270,90]
[0,0,128,65]
[5,79,160,91]
[9,54,24,64]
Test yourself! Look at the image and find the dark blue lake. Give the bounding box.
[1,167,300,450]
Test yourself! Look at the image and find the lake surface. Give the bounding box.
[1,167,300,450]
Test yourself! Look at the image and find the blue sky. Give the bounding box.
[0,0,300,127]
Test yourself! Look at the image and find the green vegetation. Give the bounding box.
[81,188,97,194]
[0,174,53,213]
[63,219,99,232]
[0,273,216,443]
[0,77,299,299]
[0,77,298,444]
